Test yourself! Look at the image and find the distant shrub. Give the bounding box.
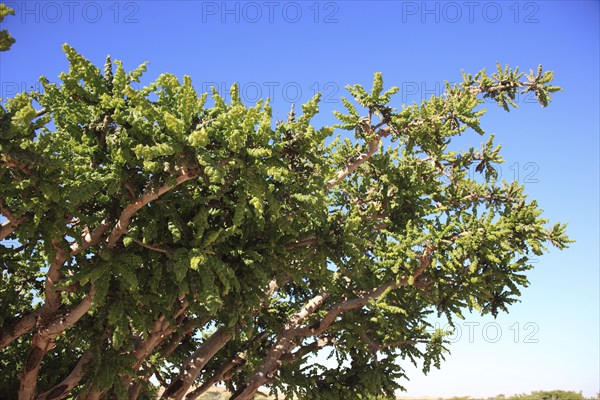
[484,391,589,400]
[511,390,587,400]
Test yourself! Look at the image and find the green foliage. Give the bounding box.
[0,43,571,400]
[0,3,15,51]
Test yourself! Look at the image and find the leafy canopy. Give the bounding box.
[0,3,15,51]
[0,43,570,400]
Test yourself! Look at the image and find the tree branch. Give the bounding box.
[42,241,69,318]
[126,298,189,385]
[128,317,199,400]
[153,366,170,387]
[469,82,526,96]
[16,167,197,396]
[327,133,382,189]
[18,286,96,400]
[0,197,27,234]
[0,215,27,241]
[0,219,109,350]
[36,350,92,400]
[132,238,170,254]
[279,337,337,365]
[230,246,436,400]
[99,299,185,399]
[0,310,41,349]
[2,153,32,175]
[356,332,427,355]
[158,320,197,360]
[70,218,111,255]
[185,332,268,400]
[161,327,234,400]
[294,282,398,339]
[229,292,330,400]
[162,276,286,400]
[185,353,246,400]
[107,166,198,248]
[284,235,317,251]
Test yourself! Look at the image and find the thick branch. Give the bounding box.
[0,218,22,241]
[70,218,110,255]
[280,337,337,364]
[99,300,185,399]
[19,334,55,400]
[128,318,198,400]
[18,286,96,400]
[0,310,40,349]
[159,320,197,360]
[294,282,398,339]
[132,317,169,371]
[36,350,92,400]
[42,241,69,318]
[121,317,171,398]
[162,277,285,400]
[125,298,189,387]
[185,332,268,400]
[107,166,198,248]
[0,197,18,223]
[2,153,32,175]
[284,235,317,251]
[185,353,246,400]
[14,168,194,396]
[0,215,28,241]
[230,292,329,400]
[231,248,436,400]
[0,220,108,350]
[161,327,234,400]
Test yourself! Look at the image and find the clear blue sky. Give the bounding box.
[1,0,598,397]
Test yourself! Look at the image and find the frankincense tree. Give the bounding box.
[0,42,570,399]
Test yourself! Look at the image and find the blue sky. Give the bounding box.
[1,0,598,397]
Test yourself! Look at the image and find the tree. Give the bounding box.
[0,42,571,400]
[0,3,15,51]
